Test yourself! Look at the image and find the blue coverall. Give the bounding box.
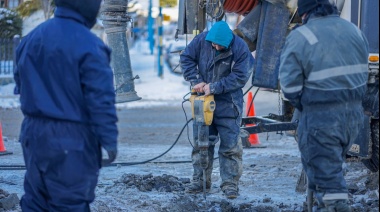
[279,14,369,203]
[180,24,254,191]
[14,1,118,210]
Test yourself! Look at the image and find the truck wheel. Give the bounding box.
[362,119,379,172]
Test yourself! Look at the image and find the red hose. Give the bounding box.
[224,0,234,13]
[236,0,251,15]
[231,0,243,12]
[242,0,258,16]
[224,0,259,15]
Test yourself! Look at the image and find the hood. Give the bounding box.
[54,0,102,28]
[297,0,330,16]
[205,21,233,49]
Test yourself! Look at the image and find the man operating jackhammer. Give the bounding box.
[14,0,118,210]
[180,21,254,199]
[279,0,369,211]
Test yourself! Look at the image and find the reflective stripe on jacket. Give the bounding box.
[279,15,369,111]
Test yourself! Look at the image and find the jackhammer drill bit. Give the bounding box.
[203,169,207,199]
[200,149,208,200]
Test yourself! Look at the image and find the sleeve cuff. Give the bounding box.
[209,82,218,94]
[190,79,203,86]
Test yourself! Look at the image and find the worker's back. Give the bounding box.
[282,14,369,107]
[15,7,115,124]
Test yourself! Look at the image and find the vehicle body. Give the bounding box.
[176,0,379,172]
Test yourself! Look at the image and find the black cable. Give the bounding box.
[174,28,179,41]
[0,160,196,170]
[104,117,193,167]
[0,166,25,170]
[1,89,230,170]
[246,87,260,116]
[243,84,254,96]
[0,90,225,170]
[172,63,180,73]
[0,118,194,170]
[182,92,195,149]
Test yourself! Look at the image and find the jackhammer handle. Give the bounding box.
[192,92,206,96]
[190,89,205,96]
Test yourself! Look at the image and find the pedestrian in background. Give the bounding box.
[279,0,369,211]
[13,0,118,210]
[180,21,254,199]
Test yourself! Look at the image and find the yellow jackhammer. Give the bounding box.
[189,90,216,199]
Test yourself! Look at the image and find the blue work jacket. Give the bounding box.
[14,7,118,150]
[180,32,254,118]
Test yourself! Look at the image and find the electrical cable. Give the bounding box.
[104,117,193,167]
[246,86,260,116]
[182,92,195,149]
[0,118,194,170]
[0,92,199,170]
[243,84,254,96]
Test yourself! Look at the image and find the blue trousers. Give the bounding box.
[191,114,243,189]
[19,117,101,212]
[297,103,363,195]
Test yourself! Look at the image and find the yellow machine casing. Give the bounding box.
[190,92,216,126]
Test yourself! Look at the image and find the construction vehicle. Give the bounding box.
[176,0,379,177]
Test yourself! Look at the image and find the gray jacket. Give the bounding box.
[279,14,369,111]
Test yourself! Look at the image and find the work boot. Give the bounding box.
[186,180,211,193]
[314,200,351,212]
[325,200,351,212]
[221,185,239,199]
[223,189,238,199]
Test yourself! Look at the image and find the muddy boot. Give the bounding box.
[186,179,211,193]
[221,184,239,199]
[223,189,238,199]
[324,200,351,212]
[314,200,351,212]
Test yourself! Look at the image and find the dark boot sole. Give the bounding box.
[186,188,210,194]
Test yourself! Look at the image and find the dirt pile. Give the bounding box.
[0,189,19,211]
[110,173,190,192]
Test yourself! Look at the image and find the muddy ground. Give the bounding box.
[0,96,379,211]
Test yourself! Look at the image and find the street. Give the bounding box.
[1,101,378,211]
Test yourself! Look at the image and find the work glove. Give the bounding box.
[102,149,117,166]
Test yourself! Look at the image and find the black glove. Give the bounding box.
[102,150,117,166]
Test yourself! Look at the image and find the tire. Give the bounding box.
[362,119,379,172]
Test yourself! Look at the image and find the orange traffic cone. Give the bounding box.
[245,91,265,148]
[0,122,13,156]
